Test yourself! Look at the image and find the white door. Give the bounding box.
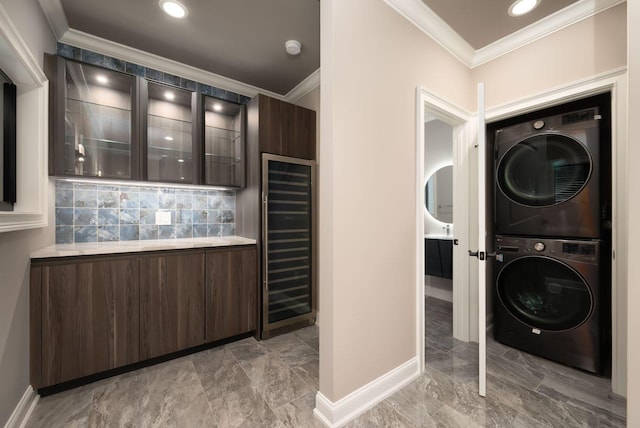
[474,83,487,397]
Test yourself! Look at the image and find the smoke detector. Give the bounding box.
[285,40,302,56]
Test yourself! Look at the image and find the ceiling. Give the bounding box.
[56,0,320,96]
[421,0,580,49]
[43,0,593,97]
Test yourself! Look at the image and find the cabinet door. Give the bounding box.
[205,247,257,342]
[140,251,205,359]
[281,103,316,160]
[258,95,283,155]
[40,257,139,387]
[45,55,140,179]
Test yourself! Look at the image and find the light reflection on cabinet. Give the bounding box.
[204,97,245,187]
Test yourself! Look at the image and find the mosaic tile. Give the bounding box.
[176,224,193,239]
[221,224,235,236]
[57,43,81,60]
[97,209,119,226]
[180,78,197,91]
[120,191,139,209]
[159,225,176,239]
[145,67,163,82]
[176,191,193,209]
[74,190,98,208]
[222,196,236,210]
[220,210,234,223]
[197,83,213,96]
[74,208,98,226]
[74,226,98,243]
[193,192,208,209]
[98,226,119,242]
[125,62,145,77]
[211,87,226,99]
[98,191,120,208]
[103,57,125,72]
[207,210,221,224]
[119,225,139,241]
[119,209,140,224]
[163,72,181,87]
[55,188,73,207]
[207,193,223,209]
[56,226,73,244]
[139,191,159,209]
[193,224,208,238]
[56,208,74,226]
[139,225,159,240]
[192,209,208,224]
[81,51,105,67]
[159,191,176,209]
[239,95,252,105]
[207,224,222,237]
[139,209,157,225]
[224,91,239,103]
[176,210,193,224]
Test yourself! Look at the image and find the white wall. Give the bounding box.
[0,0,55,424]
[625,0,639,424]
[319,0,472,402]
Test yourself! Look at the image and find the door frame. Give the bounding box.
[482,69,628,395]
[415,86,473,373]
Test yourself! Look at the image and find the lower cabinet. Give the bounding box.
[139,250,205,360]
[30,245,257,389]
[31,256,139,388]
[205,247,257,342]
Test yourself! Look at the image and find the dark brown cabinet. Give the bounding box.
[252,94,316,160]
[30,244,257,389]
[45,54,247,187]
[30,256,139,388]
[205,247,257,341]
[139,250,205,359]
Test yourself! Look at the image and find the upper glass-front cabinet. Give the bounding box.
[142,81,198,183]
[46,55,246,187]
[47,56,139,179]
[203,97,245,187]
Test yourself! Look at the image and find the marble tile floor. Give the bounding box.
[25,297,626,427]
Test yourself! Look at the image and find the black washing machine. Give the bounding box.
[494,107,601,238]
[494,235,605,374]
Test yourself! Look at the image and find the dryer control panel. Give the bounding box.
[495,235,600,264]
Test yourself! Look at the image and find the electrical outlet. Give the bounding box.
[155,211,171,225]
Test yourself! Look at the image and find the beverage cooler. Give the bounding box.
[261,154,315,337]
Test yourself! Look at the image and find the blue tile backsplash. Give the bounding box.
[57,43,252,106]
[55,181,236,244]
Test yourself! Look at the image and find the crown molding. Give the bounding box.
[383,0,475,67]
[285,68,320,103]
[60,28,288,100]
[385,0,626,70]
[38,0,69,40]
[473,0,626,67]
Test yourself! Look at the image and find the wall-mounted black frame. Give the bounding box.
[1,69,16,211]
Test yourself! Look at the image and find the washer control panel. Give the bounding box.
[495,235,600,264]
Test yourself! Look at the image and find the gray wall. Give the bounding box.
[0,0,55,424]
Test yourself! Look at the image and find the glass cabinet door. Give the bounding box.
[145,82,196,183]
[203,97,245,187]
[63,60,136,179]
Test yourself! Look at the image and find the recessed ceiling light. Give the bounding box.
[165,91,175,101]
[508,0,540,16]
[96,75,108,84]
[159,0,188,18]
[213,103,223,112]
[164,136,174,141]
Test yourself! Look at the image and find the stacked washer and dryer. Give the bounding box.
[491,94,611,375]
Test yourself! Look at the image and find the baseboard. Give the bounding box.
[4,386,38,428]
[313,357,420,427]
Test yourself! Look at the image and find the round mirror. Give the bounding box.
[425,165,453,223]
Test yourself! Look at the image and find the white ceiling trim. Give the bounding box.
[385,0,626,69]
[285,68,320,103]
[473,0,626,67]
[383,0,475,66]
[38,0,69,40]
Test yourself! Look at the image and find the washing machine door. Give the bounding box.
[496,256,593,331]
[497,133,592,207]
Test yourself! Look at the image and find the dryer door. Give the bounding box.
[496,256,593,331]
[497,134,592,207]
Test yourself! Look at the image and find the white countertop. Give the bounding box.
[424,234,454,240]
[31,236,257,259]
